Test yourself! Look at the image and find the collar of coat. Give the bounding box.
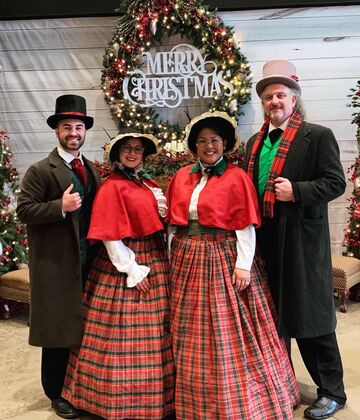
[114,162,152,181]
[190,156,227,176]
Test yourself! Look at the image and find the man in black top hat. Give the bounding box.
[17,95,101,419]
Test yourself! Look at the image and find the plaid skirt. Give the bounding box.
[170,231,300,420]
[62,233,175,419]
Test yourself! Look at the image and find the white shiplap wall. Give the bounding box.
[1,5,359,254]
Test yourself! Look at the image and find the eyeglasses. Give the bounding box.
[196,137,223,148]
[120,145,144,154]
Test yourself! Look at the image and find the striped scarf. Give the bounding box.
[247,110,304,218]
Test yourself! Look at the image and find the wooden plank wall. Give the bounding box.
[1,5,359,254]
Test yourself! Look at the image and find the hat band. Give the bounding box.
[57,112,87,117]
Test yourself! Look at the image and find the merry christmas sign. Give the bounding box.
[123,44,234,108]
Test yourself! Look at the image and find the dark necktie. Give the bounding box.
[71,158,88,187]
[269,128,283,145]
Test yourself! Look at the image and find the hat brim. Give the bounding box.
[105,132,158,163]
[185,111,239,154]
[47,114,94,130]
[256,75,301,97]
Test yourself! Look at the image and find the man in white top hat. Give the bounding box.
[246,59,346,419]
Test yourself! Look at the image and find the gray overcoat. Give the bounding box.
[246,121,346,338]
[17,148,100,347]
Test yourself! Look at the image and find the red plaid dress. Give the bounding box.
[62,234,175,419]
[170,231,301,419]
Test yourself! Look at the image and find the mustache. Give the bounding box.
[65,135,81,140]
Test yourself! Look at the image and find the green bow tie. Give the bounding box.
[190,158,227,176]
[118,167,152,180]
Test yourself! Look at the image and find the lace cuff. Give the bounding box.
[103,240,150,287]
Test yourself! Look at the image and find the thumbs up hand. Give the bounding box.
[62,184,82,212]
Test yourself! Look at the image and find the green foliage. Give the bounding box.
[0,131,28,274]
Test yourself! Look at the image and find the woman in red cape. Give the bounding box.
[166,111,300,419]
[62,130,175,420]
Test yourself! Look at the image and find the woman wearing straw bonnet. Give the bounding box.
[165,111,300,419]
[62,129,175,419]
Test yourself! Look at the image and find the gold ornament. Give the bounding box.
[135,54,145,65]
[109,104,120,114]
[211,17,220,28]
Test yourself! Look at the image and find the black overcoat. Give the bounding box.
[246,121,346,338]
[16,148,100,347]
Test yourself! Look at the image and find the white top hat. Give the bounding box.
[256,59,301,97]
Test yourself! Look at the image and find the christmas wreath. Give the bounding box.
[101,0,252,148]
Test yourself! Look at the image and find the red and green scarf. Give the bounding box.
[247,110,304,218]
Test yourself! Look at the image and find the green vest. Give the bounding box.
[258,132,282,197]
[68,166,96,266]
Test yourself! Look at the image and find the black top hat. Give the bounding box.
[47,94,94,129]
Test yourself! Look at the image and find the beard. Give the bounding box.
[267,108,288,127]
[58,136,85,152]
